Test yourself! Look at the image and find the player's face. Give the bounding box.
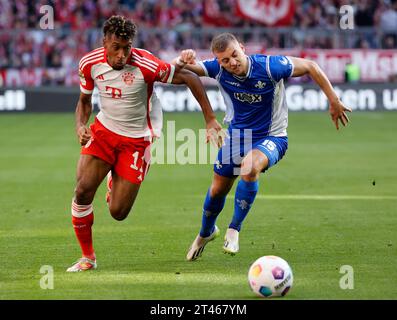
[214,41,248,76]
[103,34,132,70]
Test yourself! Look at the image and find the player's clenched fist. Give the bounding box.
[176,49,196,67]
[77,125,91,146]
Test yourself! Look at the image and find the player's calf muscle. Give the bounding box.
[209,174,235,198]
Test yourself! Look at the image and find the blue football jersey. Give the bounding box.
[199,54,294,139]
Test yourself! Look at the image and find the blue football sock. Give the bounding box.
[229,179,259,232]
[200,189,226,237]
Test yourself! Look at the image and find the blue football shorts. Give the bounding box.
[214,134,288,178]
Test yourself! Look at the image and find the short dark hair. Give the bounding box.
[103,15,137,41]
[210,33,239,53]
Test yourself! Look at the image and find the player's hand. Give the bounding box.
[180,49,196,65]
[329,99,352,130]
[77,125,91,146]
[205,118,226,148]
[172,49,197,67]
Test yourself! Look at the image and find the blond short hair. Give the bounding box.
[210,33,239,53]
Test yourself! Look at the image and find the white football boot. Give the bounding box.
[223,228,239,255]
[186,226,220,261]
[66,257,97,272]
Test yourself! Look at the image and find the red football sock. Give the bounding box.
[71,201,95,260]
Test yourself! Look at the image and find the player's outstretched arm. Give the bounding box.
[171,68,224,147]
[171,49,206,77]
[289,57,352,130]
[75,92,93,146]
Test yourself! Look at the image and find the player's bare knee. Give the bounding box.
[109,206,131,221]
[112,214,128,221]
[240,162,261,181]
[74,185,95,204]
[241,170,260,182]
[209,185,228,198]
[110,210,129,221]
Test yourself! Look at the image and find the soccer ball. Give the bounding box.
[248,255,293,298]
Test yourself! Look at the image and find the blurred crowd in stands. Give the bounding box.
[0,0,396,86]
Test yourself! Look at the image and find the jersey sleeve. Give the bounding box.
[198,58,221,79]
[78,61,94,94]
[133,49,175,84]
[268,56,294,82]
[153,60,175,84]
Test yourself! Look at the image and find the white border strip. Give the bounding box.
[192,194,397,200]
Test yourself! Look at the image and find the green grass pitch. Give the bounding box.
[0,111,396,300]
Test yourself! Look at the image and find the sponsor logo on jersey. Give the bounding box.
[225,80,241,87]
[234,92,262,104]
[122,72,135,85]
[105,86,122,99]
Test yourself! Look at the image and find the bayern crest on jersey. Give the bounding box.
[122,72,135,85]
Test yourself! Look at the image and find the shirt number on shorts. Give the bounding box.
[130,151,140,170]
[262,140,276,151]
[130,151,144,173]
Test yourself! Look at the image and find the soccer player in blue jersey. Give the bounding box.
[173,33,352,261]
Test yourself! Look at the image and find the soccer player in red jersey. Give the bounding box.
[67,16,223,272]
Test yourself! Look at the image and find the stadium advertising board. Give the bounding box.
[159,49,397,84]
[1,84,396,113]
[155,84,397,112]
[1,50,397,87]
[300,49,397,83]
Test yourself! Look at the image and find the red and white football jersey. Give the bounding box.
[79,47,175,138]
